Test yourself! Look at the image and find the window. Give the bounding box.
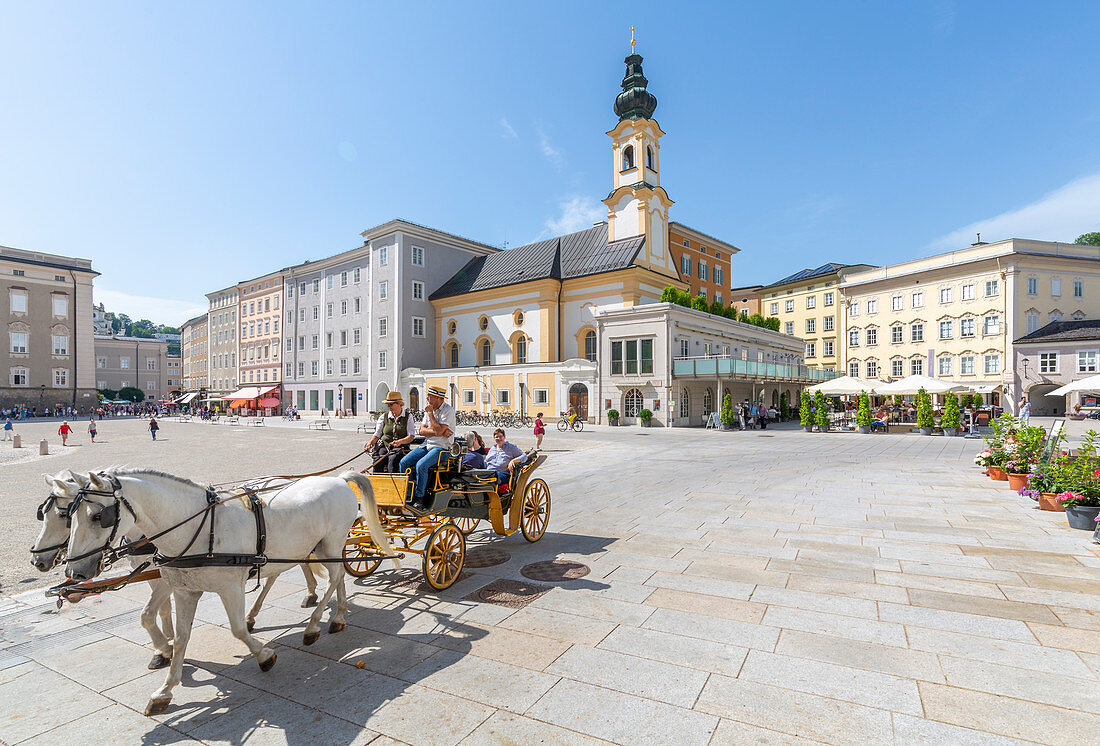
[678,338,689,358]
[516,336,527,364]
[54,369,68,387]
[939,288,953,304]
[823,340,834,357]
[935,356,952,376]
[1051,278,1061,296]
[481,339,491,366]
[311,306,319,321]
[449,343,459,368]
[805,342,815,358]
[339,358,347,374]
[378,351,387,368]
[379,281,388,300]
[646,146,655,170]
[1026,313,1040,334]
[496,388,510,405]
[769,302,779,315]
[298,336,305,350]
[353,328,361,345]
[378,318,387,336]
[961,283,975,301]
[910,358,924,376]
[299,309,306,322]
[849,361,860,377]
[984,315,1000,335]
[10,292,26,313]
[379,247,388,266]
[11,368,27,386]
[823,292,833,306]
[96,357,106,369]
[298,362,305,377]
[890,325,903,344]
[463,389,475,405]
[866,361,878,378]
[625,388,644,418]
[785,300,794,313]
[805,319,816,334]
[1050,310,1063,322]
[806,296,816,309]
[611,338,653,375]
[285,363,293,377]
[866,298,878,314]
[52,296,68,316]
[340,271,348,287]
[849,330,859,346]
[621,145,634,170]
[326,332,333,349]
[984,279,999,297]
[911,292,924,308]
[311,361,319,376]
[1027,277,1037,295]
[412,281,424,301]
[287,284,294,298]
[848,301,860,316]
[339,330,347,346]
[311,334,319,349]
[715,267,724,285]
[891,295,903,311]
[584,331,597,361]
[1078,351,1098,373]
[823,316,834,332]
[299,282,306,295]
[866,328,878,346]
[412,317,425,337]
[146,357,156,370]
[910,324,924,342]
[1074,280,1084,298]
[10,332,27,354]
[698,262,707,281]
[958,355,974,375]
[286,338,292,352]
[680,255,692,275]
[327,303,333,318]
[1039,352,1058,374]
[960,318,975,337]
[50,335,68,355]
[340,300,348,315]
[354,268,361,283]
[354,297,361,313]
[939,320,953,339]
[784,322,794,335]
[984,354,1001,375]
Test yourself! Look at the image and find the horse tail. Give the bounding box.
[340,471,400,569]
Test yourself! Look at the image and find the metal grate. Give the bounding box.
[463,578,553,609]
[7,624,109,656]
[464,547,510,568]
[520,560,590,582]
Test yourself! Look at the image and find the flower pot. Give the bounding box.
[608,420,618,427]
[858,425,871,434]
[988,466,1008,481]
[942,428,958,437]
[1094,522,1100,543]
[1065,505,1100,530]
[1039,493,1062,511]
[1007,473,1029,491]
[919,427,933,436]
[803,425,813,432]
[640,420,651,428]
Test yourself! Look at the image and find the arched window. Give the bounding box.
[703,388,714,415]
[449,343,459,368]
[680,388,689,417]
[646,146,655,170]
[621,145,634,171]
[584,331,597,362]
[480,340,491,366]
[516,336,527,364]
[624,388,643,418]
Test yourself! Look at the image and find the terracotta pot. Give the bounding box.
[988,466,1008,481]
[1038,493,1062,512]
[1007,473,1029,491]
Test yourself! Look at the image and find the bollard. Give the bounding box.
[39,439,49,455]
[12,434,20,448]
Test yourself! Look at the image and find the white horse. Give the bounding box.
[63,468,394,715]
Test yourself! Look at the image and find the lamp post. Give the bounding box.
[338,383,344,417]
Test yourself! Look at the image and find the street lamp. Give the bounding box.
[338,383,344,416]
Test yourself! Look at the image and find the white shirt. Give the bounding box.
[422,402,456,449]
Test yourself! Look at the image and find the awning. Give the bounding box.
[969,384,1003,395]
[175,392,199,405]
[258,397,280,407]
[229,400,249,408]
[220,385,279,401]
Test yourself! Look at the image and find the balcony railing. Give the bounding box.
[672,356,838,382]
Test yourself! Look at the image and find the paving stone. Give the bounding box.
[760,606,907,647]
[642,570,756,600]
[774,629,945,683]
[783,572,910,604]
[188,694,379,745]
[1026,621,1100,655]
[0,665,113,744]
[938,655,1100,710]
[18,703,197,746]
[496,605,617,646]
[364,684,495,746]
[905,626,1096,678]
[545,643,708,707]
[641,587,767,623]
[431,620,571,671]
[400,648,559,713]
[458,710,611,745]
[709,717,827,745]
[644,607,781,652]
[597,624,748,675]
[872,569,1008,599]
[878,602,1038,641]
[529,588,655,627]
[747,585,880,619]
[889,713,1031,745]
[29,632,161,692]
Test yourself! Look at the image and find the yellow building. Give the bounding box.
[759,264,875,371]
[237,270,284,391]
[839,238,1100,411]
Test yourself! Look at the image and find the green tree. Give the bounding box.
[916,387,934,428]
[661,286,678,303]
[959,393,972,409]
[814,391,830,429]
[720,394,736,427]
[1074,232,1100,246]
[942,392,961,430]
[856,391,873,427]
[117,386,145,403]
[97,388,117,401]
[691,294,709,312]
[973,392,984,407]
[780,392,789,420]
[799,390,812,426]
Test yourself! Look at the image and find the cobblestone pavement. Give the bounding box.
[1,419,1098,744]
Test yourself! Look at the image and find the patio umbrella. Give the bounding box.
[1048,374,1100,397]
[805,376,882,395]
[876,374,968,395]
[258,397,280,407]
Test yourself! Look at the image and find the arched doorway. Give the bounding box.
[772,390,779,407]
[1028,383,1064,416]
[374,383,390,413]
[624,388,643,418]
[408,387,420,413]
[569,383,589,420]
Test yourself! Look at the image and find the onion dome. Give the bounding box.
[614,53,657,121]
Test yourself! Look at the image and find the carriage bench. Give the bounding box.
[308,419,331,430]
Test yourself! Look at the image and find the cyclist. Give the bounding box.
[566,404,578,427]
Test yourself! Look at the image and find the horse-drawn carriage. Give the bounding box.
[343,436,550,590]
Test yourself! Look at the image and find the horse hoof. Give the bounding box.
[258,651,277,672]
[328,621,345,634]
[301,594,318,608]
[147,653,171,670]
[246,619,255,633]
[145,697,171,716]
[303,631,320,646]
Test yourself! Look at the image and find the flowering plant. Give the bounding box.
[1017,488,1039,500]
[1054,491,1092,507]
[974,450,994,467]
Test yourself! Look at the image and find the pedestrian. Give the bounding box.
[58,420,72,446]
[534,412,545,449]
[88,418,97,443]
[149,416,159,441]
[1019,396,1031,427]
[1,417,12,441]
[738,401,747,430]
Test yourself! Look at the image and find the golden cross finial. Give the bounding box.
[630,26,636,54]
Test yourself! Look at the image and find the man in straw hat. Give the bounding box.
[399,385,456,511]
[364,390,415,473]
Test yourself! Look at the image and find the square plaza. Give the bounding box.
[2,418,1098,744]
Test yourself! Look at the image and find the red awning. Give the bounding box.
[258,397,280,407]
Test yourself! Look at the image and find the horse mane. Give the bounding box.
[106,467,209,491]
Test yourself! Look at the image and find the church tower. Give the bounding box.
[602,38,676,279]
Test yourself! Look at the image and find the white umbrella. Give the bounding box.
[1048,374,1100,397]
[805,376,882,395]
[876,374,968,395]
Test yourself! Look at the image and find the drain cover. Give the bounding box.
[463,578,553,609]
[464,547,510,568]
[520,560,590,582]
[390,570,471,593]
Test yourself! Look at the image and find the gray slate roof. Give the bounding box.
[430,223,646,300]
[1014,319,1100,344]
[761,263,857,290]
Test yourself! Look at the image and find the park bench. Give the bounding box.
[356,421,375,434]
[177,415,191,422]
[250,418,265,427]
[308,419,331,430]
[226,415,240,425]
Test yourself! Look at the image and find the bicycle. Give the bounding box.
[556,412,583,432]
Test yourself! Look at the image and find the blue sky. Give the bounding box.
[2,2,1099,325]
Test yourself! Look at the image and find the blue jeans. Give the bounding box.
[399,446,448,500]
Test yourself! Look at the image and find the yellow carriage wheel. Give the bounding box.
[422,523,466,590]
[521,478,550,542]
[450,516,480,536]
[343,517,383,578]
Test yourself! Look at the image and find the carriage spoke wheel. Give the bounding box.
[343,518,382,578]
[521,478,551,542]
[423,523,466,590]
[450,516,480,536]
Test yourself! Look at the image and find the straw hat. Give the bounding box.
[384,391,404,406]
[427,385,447,399]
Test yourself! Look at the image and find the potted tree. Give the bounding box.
[941,392,961,437]
[799,390,813,432]
[720,394,736,431]
[779,392,789,422]
[916,387,934,435]
[607,408,620,426]
[639,408,653,427]
[855,391,873,434]
[814,390,830,432]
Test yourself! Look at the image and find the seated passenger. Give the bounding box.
[484,428,525,487]
[461,431,489,470]
[364,391,414,473]
[399,386,455,511]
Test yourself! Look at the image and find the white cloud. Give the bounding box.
[499,118,518,140]
[95,288,207,328]
[537,126,564,169]
[543,196,605,237]
[927,172,1100,250]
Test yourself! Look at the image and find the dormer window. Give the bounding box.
[646,146,655,170]
[621,145,634,171]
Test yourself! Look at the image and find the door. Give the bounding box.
[408,387,420,412]
[346,387,357,415]
[569,383,589,420]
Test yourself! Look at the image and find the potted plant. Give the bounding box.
[639,408,653,427]
[855,391,873,434]
[941,392,961,436]
[915,387,934,435]
[607,408,619,426]
[720,394,736,431]
[779,392,789,422]
[1002,426,1046,490]
[1055,491,1100,530]
[814,391,830,432]
[799,390,813,432]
